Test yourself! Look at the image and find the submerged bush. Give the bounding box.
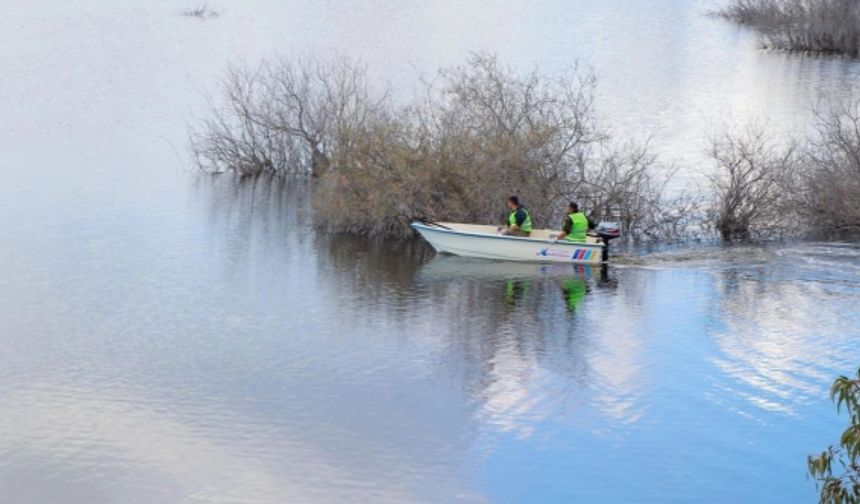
[795,99,860,239]
[576,143,703,242]
[316,54,615,238]
[191,54,860,242]
[181,3,220,18]
[707,100,860,241]
[193,54,678,240]
[706,124,797,240]
[190,57,384,177]
[718,0,860,56]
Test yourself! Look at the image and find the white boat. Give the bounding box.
[410,221,610,264]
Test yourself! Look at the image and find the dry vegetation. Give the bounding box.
[190,57,381,178]
[705,101,860,241]
[192,54,681,240]
[190,54,860,242]
[706,124,797,240]
[181,3,220,18]
[718,0,860,56]
[794,100,860,238]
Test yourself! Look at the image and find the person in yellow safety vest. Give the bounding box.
[554,201,594,243]
[498,195,532,236]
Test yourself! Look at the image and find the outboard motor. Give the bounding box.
[595,221,622,262]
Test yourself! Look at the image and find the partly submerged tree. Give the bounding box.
[193,52,679,239]
[808,367,860,504]
[796,99,860,240]
[706,124,797,241]
[717,0,860,57]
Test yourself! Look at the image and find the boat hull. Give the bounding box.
[410,222,605,264]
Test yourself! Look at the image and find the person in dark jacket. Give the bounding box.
[498,196,533,236]
[554,201,594,242]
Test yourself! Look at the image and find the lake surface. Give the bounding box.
[2,1,860,502]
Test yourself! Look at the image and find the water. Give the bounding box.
[1,1,860,502]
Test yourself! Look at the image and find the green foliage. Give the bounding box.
[809,367,860,503]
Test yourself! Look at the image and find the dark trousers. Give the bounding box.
[499,226,530,237]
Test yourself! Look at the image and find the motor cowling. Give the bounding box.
[595,221,621,241]
[594,221,621,262]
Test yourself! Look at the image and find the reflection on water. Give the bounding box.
[707,258,860,418]
[1,174,859,502]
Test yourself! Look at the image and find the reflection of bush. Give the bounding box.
[316,234,434,299]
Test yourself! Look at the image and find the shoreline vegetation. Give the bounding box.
[190,54,860,242]
[717,0,860,57]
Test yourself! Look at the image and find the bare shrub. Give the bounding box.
[716,0,783,25]
[190,66,292,176]
[703,101,860,241]
[575,142,704,242]
[193,53,682,240]
[182,3,220,18]
[706,124,797,241]
[424,54,604,227]
[315,54,679,239]
[190,57,385,177]
[717,0,860,56]
[791,99,860,238]
[313,111,426,237]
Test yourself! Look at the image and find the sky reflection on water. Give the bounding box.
[1,175,859,502]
